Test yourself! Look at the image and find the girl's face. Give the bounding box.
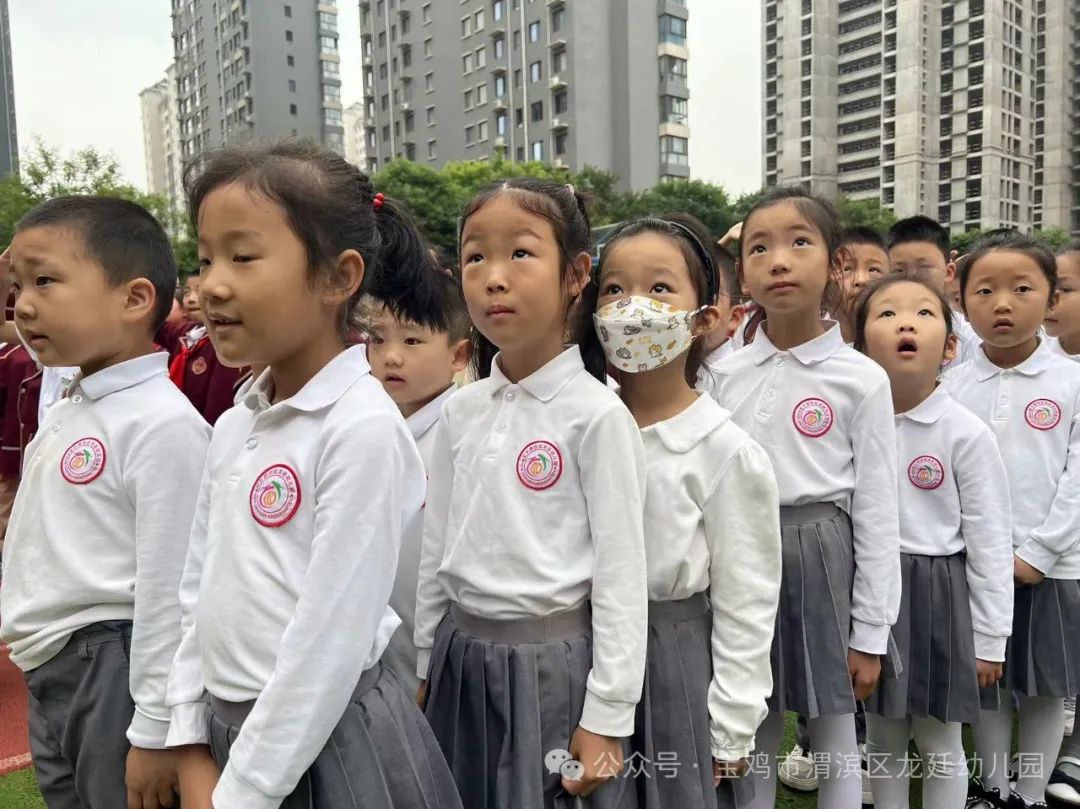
[741,202,834,317]
[963,250,1053,350]
[460,194,584,360]
[182,276,203,324]
[196,182,346,368]
[597,232,701,315]
[863,280,956,385]
[1046,252,1080,339]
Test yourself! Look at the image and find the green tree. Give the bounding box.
[837,195,896,232]
[1034,227,1072,251]
[948,229,984,256]
[626,178,736,237]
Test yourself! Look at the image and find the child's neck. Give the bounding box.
[619,359,698,429]
[892,376,938,416]
[400,383,454,419]
[762,308,826,351]
[497,334,566,383]
[1060,331,1080,356]
[270,332,347,403]
[835,310,856,345]
[79,337,157,378]
[982,334,1039,369]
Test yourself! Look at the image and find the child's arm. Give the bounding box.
[702,441,781,762]
[211,414,423,809]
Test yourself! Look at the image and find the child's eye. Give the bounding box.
[233,254,255,263]
[602,283,623,295]
[793,237,810,247]
[404,337,422,346]
[512,248,531,259]
[35,276,54,287]
[651,283,672,294]
[918,308,935,316]
[842,266,855,275]
[975,288,992,296]
[465,253,483,264]
[368,334,383,345]
[749,244,767,255]
[869,267,884,276]
[1016,285,1032,293]
[878,309,895,318]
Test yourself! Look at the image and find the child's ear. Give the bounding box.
[945,261,957,283]
[568,252,592,298]
[1048,289,1061,313]
[121,278,157,325]
[326,249,365,305]
[450,337,472,374]
[691,305,722,339]
[942,332,959,367]
[727,303,746,337]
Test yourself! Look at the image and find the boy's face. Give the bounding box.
[840,242,889,311]
[1046,253,1080,340]
[964,250,1052,350]
[9,225,148,374]
[182,276,204,324]
[889,241,954,294]
[366,306,469,416]
[701,293,745,355]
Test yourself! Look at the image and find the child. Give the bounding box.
[944,230,1080,809]
[853,274,1014,809]
[698,243,746,375]
[363,256,472,694]
[707,187,902,809]
[836,226,889,344]
[414,178,649,809]
[165,141,461,809]
[886,215,979,365]
[181,274,202,322]
[592,213,781,808]
[0,196,210,809]
[1045,242,1080,362]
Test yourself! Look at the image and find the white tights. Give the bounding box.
[744,711,862,809]
[973,695,1066,804]
[864,714,967,808]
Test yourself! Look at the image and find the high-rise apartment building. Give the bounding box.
[171,0,345,160]
[762,0,1080,233]
[343,100,368,166]
[360,0,691,190]
[140,63,184,212]
[0,0,18,177]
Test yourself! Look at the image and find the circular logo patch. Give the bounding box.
[191,357,208,375]
[249,464,302,527]
[908,455,945,490]
[60,438,106,485]
[516,441,563,491]
[792,398,834,438]
[1025,398,1061,431]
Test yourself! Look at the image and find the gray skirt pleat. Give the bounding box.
[423,602,637,809]
[981,577,1080,709]
[770,503,901,718]
[631,592,753,809]
[865,552,980,724]
[208,662,463,809]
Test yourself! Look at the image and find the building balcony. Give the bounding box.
[659,76,690,98]
[547,0,565,8]
[550,74,567,90]
[493,96,508,110]
[659,0,689,19]
[492,63,507,74]
[551,117,569,130]
[554,156,568,168]
[660,159,691,178]
[495,136,507,148]
[548,35,568,49]
[401,101,412,112]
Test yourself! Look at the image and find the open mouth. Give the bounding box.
[897,337,918,356]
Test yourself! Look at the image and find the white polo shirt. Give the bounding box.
[944,341,1080,580]
[945,312,979,369]
[640,393,780,759]
[707,323,901,654]
[0,353,209,748]
[166,346,424,809]
[894,386,1014,661]
[414,346,648,737]
[1046,335,1080,363]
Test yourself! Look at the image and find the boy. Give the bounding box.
[1046,242,1080,362]
[886,216,978,366]
[836,227,889,344]
[363,265,471,692]
[699,243,746,373]
[0,197,210,809]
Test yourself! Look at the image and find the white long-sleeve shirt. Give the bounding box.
[894,386,1014,661]
[640,394,780,759]
[944,341,1080,579]
[165,347,425,809]
[414,346,648,737]
[706,323,902,655]
[0,353,209,748]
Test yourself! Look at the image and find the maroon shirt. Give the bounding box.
[0,344,41,478]
[156,321,246,426]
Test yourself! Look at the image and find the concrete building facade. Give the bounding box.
[360,0,691,190]
[0,0,17,177]
[140,63,185,211]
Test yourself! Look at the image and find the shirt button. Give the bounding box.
[766,389,775,399]
[496,424,507,433]
[776,358,784,367]
[505,391,515,402]
[70,394,83,404]
[245,437,258,449]
[51,425,60,434]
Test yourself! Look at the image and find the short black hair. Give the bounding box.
[959,229,1057,307]
[885,216,950,262]
[840,226,887,253]
[16,196,176,330]
[715,243,740,300]
[364,261,472,342]
[1057,240,1080,257]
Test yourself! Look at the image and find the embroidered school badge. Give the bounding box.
[1025,398,1061,431]
[191,357,208,375]
[60,437,106,485]
[908,455,945,490]
[792,397,834,438]
[516,440,563,491]
[249,464,302,527]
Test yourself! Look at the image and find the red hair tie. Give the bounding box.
[373,192,385,211]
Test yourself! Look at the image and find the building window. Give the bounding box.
[478,121,489,141]
[554,90,568,114]
[286,30,293,42]
[513,30,521,50]
[552,48,567,74]
[422,3,431,24]
[465,125,475,144]
[661,135,689,166]
[552,8,565,32]
[532,140,544,160]
[494,0,505,22]
[426,72,434,92]
[325,108,342,125]
[476,46,487,68]
[662,95,688,124]
[516,107,524,126]
[463,53,473,73]
[530,61,542,82]
[477,83,488,105]
[320,36,337,52]
[531,100,543,121]
[284,4,291,17]
[462,16,473,37]
[514,69,522,88]
[495,75,506,96]
[318,12,337,31]
[287,54,294,66]
[555,131,567,155]
[427,106,435,126]
[383,125,390,142]
[497,112,508,135]
[529,21,540,42]
[381,94,389,110]
[659,15,687,46]
[290,103,298,115]
[494,36,505,59]
[660,55,688,78]
[475,9,485,30]
[464,89,474,109]
[402,13,411,35]
[428,139,437,159]
[424,38,433,58]
[288,79,296,92]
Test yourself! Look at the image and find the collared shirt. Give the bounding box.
[165,346,425,809]
[944,341,1080,579]
[383,384,457,692]
[0,353,209,748]
[707,323,901,653]
[640,394,780,758]
[414,346,648,737]
[1046,335,1080,363]
[894,386,1014,661]
[945,312,979,369]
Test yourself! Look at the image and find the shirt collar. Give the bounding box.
[645,393,729,454]
[898,384,951,424]
[972,338,1055,381]
[407,385,456,440]
[243,345,371,413]
[77,353,168,400]
[489,346,584,402]
[749,320,845,367]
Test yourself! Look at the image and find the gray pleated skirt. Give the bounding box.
[864,552,980,724]
[424,602,637,809]
[981,577,1080,709]
[631,592,752,809]
[209,662,463,809]
[771,502,901,718]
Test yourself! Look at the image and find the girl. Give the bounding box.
[1045,242,1080,363]
[853,274,1014,809]
[944,230,1080,809]
[414,179,649,809]
[706,187,902,809]
[591,214,781,809]
[164,140,462,809]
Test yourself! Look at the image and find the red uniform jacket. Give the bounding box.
[156,321,246,426]
[0,344,41,478]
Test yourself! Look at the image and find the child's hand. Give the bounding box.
[125,747,179,809]
[848,649,882,700]
[174,745,219,809]
[712,757,749,786]
[563,727,623,797]
[719,222,743,249]
[976,659,1004,688]
[1013,556,1044,586]
[415,679,428,709]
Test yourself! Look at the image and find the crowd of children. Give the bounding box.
[0,136,1077,809]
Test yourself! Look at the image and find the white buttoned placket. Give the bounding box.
[485,388,517,453]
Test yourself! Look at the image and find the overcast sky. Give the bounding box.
[10,0,761,194]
